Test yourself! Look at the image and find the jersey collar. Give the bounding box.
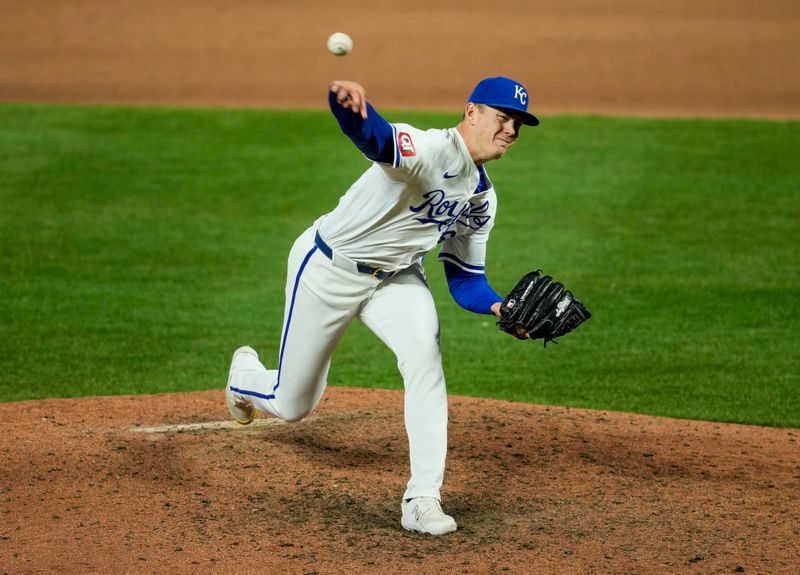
[451,127,483,192]
[475,165,492,194]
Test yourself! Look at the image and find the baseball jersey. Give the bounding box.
[317,123,497,273]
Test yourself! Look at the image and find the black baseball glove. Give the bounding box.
[497,270,591,346]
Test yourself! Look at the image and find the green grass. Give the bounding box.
[1,103,798,427]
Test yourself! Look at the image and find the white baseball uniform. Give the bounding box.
[230,119,497,501]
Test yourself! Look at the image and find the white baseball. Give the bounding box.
[327,32,353,56]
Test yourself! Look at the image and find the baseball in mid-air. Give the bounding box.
[327,32,353,56]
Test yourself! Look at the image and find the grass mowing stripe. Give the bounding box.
[1,103,798,427]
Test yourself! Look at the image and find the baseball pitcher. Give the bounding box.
[225,76,590,535]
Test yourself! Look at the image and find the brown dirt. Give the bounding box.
[2,1,800,574]
[1,0,798,118]
[2,389,798,575]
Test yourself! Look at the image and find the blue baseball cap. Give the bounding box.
[468,76,540,126]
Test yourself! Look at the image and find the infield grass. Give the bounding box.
[1,103,798,427]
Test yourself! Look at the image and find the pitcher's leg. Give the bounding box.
[230,228,363,421]
[359,267,448,500]
[233,298,354,422]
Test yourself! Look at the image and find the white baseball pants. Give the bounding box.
[231,226,448,501]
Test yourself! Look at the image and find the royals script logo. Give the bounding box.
[408,190,491,241]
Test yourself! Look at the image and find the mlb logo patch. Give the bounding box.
[398,132,416,157]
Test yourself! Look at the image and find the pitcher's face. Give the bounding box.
[465,104,522,164]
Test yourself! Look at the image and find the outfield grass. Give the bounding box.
[1,103,798,427]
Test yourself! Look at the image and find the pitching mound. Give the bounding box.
[1,388,797,574]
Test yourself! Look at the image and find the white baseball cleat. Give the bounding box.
[401,497,457,535]
[225,346,259,425]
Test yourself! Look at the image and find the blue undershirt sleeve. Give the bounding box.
[328,91,394,164]
[443,262,503,315]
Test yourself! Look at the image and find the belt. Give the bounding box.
[314,232,396,281]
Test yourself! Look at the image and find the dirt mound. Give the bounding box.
[2,388,797,574]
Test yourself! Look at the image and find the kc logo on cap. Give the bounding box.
[514,85,527,106]
[467,76,540,126]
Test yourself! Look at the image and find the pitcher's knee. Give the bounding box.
[399,335,440,363]
[275,398,317,422]
[397,343,443,379]
[281,407,312,423]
